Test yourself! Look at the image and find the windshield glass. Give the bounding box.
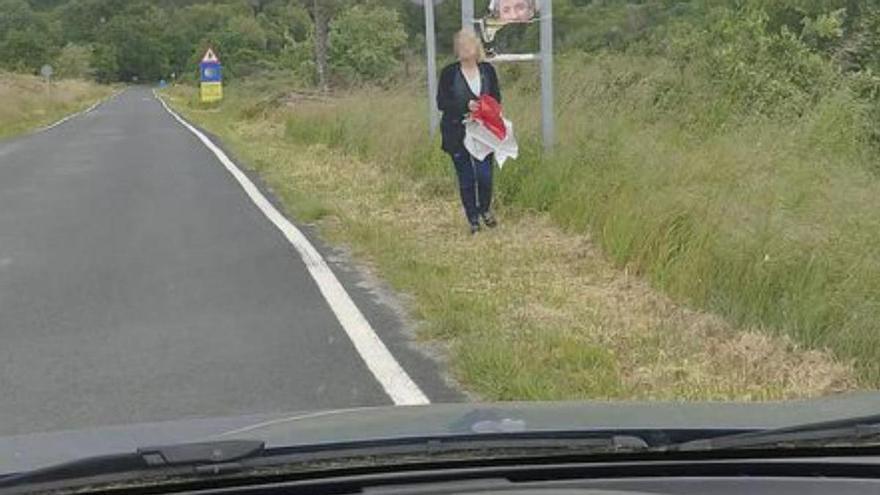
[1,0,878,475]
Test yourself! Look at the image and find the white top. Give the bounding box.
[462,67,481,96]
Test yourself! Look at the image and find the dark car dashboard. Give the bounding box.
[14,453,879,495]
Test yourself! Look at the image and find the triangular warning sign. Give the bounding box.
[201,48,219,63]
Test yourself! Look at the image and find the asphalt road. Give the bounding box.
[0,88,457,436]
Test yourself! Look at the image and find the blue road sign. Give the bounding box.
[200,62,222,83]
[199,48,223,102]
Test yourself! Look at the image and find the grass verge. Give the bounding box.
[0,72,114,139]
[163,78,855,401]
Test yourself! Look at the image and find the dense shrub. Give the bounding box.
[55,43,93,79]
[329,5,407,85]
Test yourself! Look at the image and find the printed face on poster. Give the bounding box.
[488,0,539,24]
[478,0,541,54]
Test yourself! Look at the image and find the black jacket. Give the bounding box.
[436,61,502,155]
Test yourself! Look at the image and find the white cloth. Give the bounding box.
[462,68,481,96]
[463,118,519,168]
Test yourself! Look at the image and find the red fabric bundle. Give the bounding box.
[471,94,506,141]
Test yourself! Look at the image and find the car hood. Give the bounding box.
[4,392,880,473]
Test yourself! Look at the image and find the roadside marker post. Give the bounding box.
[41,64,54,99]
[199,48,223,103]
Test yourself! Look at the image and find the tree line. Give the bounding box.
[0,0,428,86]
[3,1,880,91]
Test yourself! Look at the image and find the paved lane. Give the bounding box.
[0,88,456,436]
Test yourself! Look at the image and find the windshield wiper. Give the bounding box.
[664,413,880,452]
[0,434,649,490]
[0,439,265,488]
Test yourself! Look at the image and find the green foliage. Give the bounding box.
[0,0,58,72]
[801,8,846,49]
[98,10,169,81]
[846,8,880,73]
[212,14,274,78]
[329,4,406,84]
[56,0,114,44]
[712,9,835,115]
[0,0,314,82]
[55,42,93,79]
[650,5,839,119]
[0,26,55,72]
[2,0,880,93]
[0,0,35,35]
[550,0,671,53]
[90,43,118,83]
[224,15,268,52]
[277,39,315,84]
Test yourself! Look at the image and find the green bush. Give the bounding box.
[90,43,118,84]
[329,5,407,85]
[0,26,55,73]
[653,6,839,119]
[55,42,92,79]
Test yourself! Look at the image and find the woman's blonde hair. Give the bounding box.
[453,29,486,62]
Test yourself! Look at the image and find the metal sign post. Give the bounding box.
[462,0,474,29]
[483,0,555,151]
[540,0,554,151]
[40,64,53,99]
[40,64,53,81]
[424,0,439,136]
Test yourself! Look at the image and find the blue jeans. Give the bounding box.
[451,151,493,225]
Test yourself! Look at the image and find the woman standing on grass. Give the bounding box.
[437,29,502,235]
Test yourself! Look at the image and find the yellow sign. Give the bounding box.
[200,81,223,103]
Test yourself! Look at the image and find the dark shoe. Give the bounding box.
[482,212,498,228]
[469,222,481,235]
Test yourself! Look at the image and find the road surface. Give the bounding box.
[0,88,458,436]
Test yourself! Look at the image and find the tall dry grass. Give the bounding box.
[0,72,112,138]
[274,52,880,386]
[163,64,858,400]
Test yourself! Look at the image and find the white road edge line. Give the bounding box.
[153,90,431,406]
[38,89,123,132]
